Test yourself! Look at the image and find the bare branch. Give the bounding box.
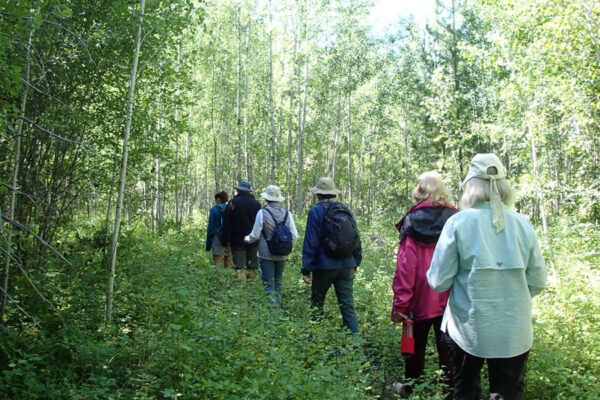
[1,215,72,266]
[19,116,96,152]
[0,286,40,328]
[20,78,70,109]
[40,19,96,66]
[0,11,95,65]
[0,32,49,86]
[0,182,60,217]
[0,242,66,327]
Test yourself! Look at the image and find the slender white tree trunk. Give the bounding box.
[244,22,251,181]
[2,19,35,321]
[295,56,308,214]
[268,0,276,183]
[528,120,548,234]
[236,5,243,181]
[105,0,145,324]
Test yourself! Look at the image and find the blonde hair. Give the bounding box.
[460,177,514,209]
[412,171,449,205]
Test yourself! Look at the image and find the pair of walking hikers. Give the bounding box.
[392,154,547,400]
[206,177,361,330]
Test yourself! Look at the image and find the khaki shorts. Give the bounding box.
[211,236,230,257]
[231,244,258,270]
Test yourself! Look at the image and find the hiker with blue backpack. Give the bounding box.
[301,177,362,334]
[244,185,298,308]
[205,191,231,268]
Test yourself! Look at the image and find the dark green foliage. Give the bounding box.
[2,217,598,399]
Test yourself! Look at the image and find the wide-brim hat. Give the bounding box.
[261,185,285,202]
[234,180,253,192]
[309,177,341,195]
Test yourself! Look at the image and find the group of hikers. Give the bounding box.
[204,153,548,400]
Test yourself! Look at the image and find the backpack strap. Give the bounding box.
[281,210,289,225]
[261,206,285,239]
[263,206,287,225]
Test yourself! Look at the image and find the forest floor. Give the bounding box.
[1,217,599,399]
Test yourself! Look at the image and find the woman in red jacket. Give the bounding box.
[391,171,457,398]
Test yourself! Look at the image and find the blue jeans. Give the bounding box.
[258,258,286,307]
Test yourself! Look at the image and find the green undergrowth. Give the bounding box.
[0,216,599,399]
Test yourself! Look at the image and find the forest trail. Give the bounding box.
[104,228,390,399]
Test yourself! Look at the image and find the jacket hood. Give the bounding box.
[396,200,458,244]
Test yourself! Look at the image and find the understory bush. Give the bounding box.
[0,216,598,399]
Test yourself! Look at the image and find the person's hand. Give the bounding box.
[392,311,408,323]
[302,273,312,285]
[223,247,229,256]
[243,235,250,244]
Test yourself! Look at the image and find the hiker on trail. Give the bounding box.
[390,171,457,398]
[221,180,262,280]
[301,177,362,334]
[244,185,299,308]
[428,153,547,400]
[205,191,231,268]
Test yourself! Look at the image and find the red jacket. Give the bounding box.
[391,200,457,322]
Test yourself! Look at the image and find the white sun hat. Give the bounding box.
[261,185,285,202]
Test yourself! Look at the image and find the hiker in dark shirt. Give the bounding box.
[301,177,362,334]
[221,180,261,280]
[205,191,231,268]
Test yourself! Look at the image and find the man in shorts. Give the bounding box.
[205,191,231,268]
[221,181,261,279]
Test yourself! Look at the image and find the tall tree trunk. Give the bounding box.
[154,83,163,234]
[286,7,299,207]
[2,15,36,321]
[244,21,251,181]
[236,5,243,181]
[268,0,276,183]
[346,92,352,207]
[184,88,194,217]
[331,88,341,180]
[295,55,308,214]
[528,120,548,234]
[174,45,181,229]
[403,104,410,204]
[105,0,145,324]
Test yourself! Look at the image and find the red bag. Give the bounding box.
[401,313,414,356]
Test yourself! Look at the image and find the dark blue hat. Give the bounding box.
[234,180,253,192]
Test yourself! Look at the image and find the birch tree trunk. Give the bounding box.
[244,22,251,181]
[154,84,163,234]
[286,8,299,207]
[528,120,548,234]
[268,0,276,183]
[184,88,194,216]
[105,0,145,325]
[295,55,308,214]
[403,104,410,204]
[2,17,36,321]
[331,88,341,180]
[236,5,243,181]
[174,45,181,229]
[346,92,352,207]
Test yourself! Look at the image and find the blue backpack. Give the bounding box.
[262,207,293,256]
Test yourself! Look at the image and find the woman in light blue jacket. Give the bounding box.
[427,154,547,400]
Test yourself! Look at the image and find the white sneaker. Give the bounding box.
[392,382,410,397]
